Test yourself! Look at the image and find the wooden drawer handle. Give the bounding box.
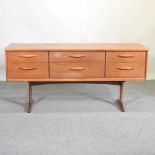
[19,67,37,70]
[116,67,134,70]
[68,55,86,58]
[118,55,135,58]
[18,55,37,58]
[69,67,86,71]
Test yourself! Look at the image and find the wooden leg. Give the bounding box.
[116,82,125,112]
[28,82,32,113]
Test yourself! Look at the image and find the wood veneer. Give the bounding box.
[106,63,146,78]
[7,51,48,63]
[7,63,49,79]
[50,51,105,62]
[50,62,105,79]
[5,43,148,112]
[106,52,146,63]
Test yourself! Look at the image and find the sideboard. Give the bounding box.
[5,43,148,112]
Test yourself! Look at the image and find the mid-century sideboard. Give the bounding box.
[5,43,148,112]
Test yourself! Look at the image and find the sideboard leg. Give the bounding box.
[28,82,32,113]
[116,82,125,112]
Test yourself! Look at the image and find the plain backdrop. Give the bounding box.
[0,0,155,80]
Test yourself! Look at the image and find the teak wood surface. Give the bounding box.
[5,43,148,112]
[6,43,148,82]
[6,43,148,52]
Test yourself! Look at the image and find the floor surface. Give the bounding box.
[0,81,155,154]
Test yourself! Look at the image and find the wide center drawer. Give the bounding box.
[7,52,48,63]
[50,63,105,78]
[50,52,105,62]
[106,52,146,63]
[7,63,49,79]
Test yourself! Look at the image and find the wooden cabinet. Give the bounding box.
[5,43,148,112]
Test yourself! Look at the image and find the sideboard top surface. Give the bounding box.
[5,43,148,52]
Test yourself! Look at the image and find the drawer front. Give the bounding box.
[106,63,145,78]
[50,63,105,78]
[106,52,146,63]
[7,52,48,63]
[8,63,49,79]
[50,52,105,62]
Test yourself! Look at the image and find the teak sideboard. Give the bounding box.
[5,43,148,113]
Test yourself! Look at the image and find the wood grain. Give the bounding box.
[5,43,148,113]
[7,51,48,63]
[5,43,148,52]
[5,43,148,82]
[50,51,105,62]
[106,63,145,78]
[50,63,105,79]
[8,63,49,79]
[106,52,146,63]
[6,78,146,82]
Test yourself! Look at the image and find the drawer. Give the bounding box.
[106,52,146,63]
[50,52,105,62]
[7,52,48,63]
[50,63,105,78]
[7,63,49,79]
[106,63,145,78]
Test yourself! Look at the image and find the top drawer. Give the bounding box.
[7,52,48,63]
[50,51,105,62]
[106,52,146,63]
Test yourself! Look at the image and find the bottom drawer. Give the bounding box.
[106,63,145,78]
[8,63,49,79]
[50,63,105,78]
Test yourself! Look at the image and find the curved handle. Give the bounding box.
[69,67,86,71]
[118,55,135,58]
[18,55,37,58]
[19,67,37,70]
[68,55,86,58]
[116,67,134,70]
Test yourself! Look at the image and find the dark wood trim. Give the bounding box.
[30,81,122,86]
[28,82,32,113]
[27,81,125,113]
[116,81,125,112]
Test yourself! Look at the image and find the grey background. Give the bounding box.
[0,81,155,154]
